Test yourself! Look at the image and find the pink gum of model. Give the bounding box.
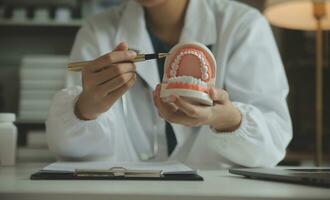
[160,42,217,106]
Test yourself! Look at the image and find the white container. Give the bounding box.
[55,8,71,22]
[12,8,27,21]
[0,113,17,166]
[34,8,49,22]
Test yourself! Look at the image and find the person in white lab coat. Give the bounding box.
[46,0,292,168]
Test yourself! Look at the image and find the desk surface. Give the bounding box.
[0,162,330,200]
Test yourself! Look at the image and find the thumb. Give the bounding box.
[113,42,129,51]
[210,88,229,104]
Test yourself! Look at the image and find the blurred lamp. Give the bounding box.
[264,0,330,166]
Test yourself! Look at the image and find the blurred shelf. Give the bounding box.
[0,18,82,27]
[16,120,45,124]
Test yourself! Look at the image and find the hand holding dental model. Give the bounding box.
[154,42,242,132]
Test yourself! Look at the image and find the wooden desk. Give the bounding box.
[0,162,330,200]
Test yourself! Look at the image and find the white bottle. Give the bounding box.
[0,113,17,166]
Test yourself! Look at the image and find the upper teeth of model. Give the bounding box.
[170,49,209,81]
[168,76,208,88]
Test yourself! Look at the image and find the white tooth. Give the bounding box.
[171,63,177,69]
[185,77,190,83]
[201,66,208,73]
[191,77,195,84]
[170,70,176,77]
[188,77,192,84]
[202,73,209,80]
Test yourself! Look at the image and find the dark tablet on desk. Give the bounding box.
[229,168,330,188]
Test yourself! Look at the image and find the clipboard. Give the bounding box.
[30,165,204,181]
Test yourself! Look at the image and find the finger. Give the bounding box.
[153,85,175,119]
[87,50,137,73]
[153,84,163,106]
[113,42,128,51]
[103,73,136,104]
[98,72,135,96]
[93,63,136,86]
[170,95,209,119]
[167,103,179,112]
[153,89,203,125]
[210,88,229,104]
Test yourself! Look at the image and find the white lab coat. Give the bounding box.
[46,0,292,168]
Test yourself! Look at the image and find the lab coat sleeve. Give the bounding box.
[206,14,292,167]
[46,22,115,159]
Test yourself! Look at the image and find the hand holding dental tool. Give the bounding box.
[74,42,162,120]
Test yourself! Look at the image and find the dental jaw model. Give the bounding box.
[160,42,217,106]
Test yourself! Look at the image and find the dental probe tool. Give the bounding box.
[67,53,170,72]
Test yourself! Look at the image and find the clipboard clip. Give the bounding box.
[74,167,162,178]
[75,167,128,177]
[110,167,127,177]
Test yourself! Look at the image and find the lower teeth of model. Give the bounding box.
[168,76,207,88]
